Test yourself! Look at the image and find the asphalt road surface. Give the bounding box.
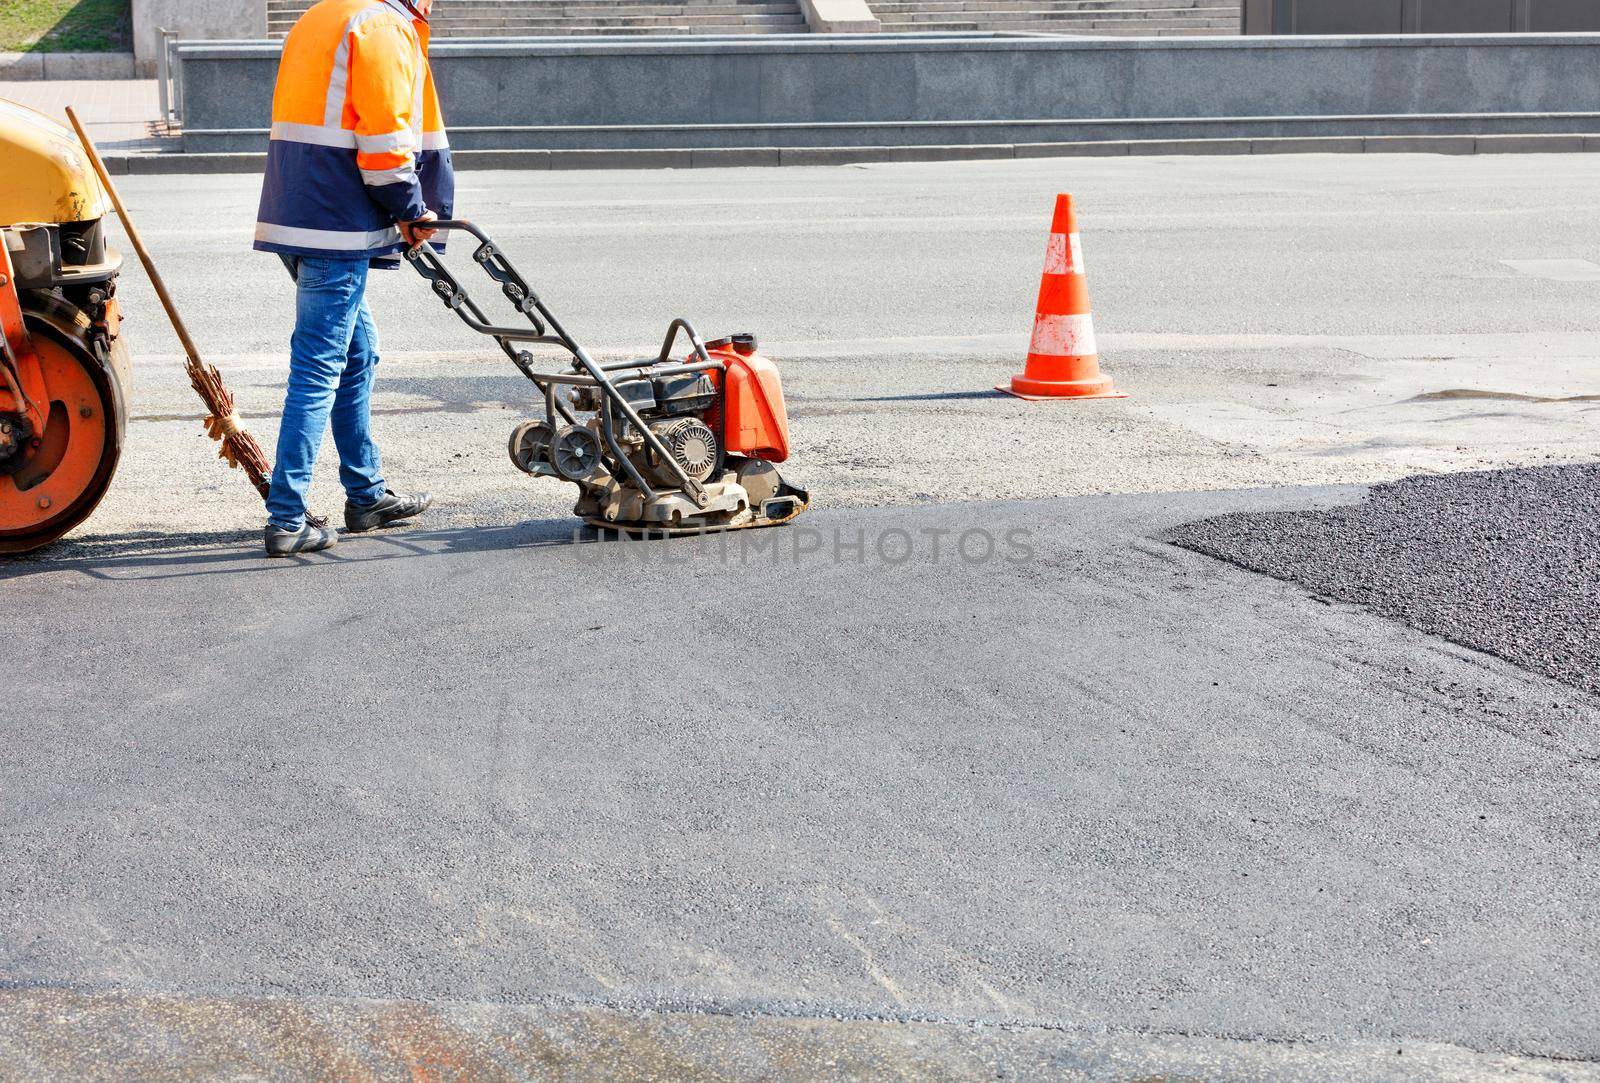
[6,488,1599,1079]
[4,156,1600,1080]
[50,152,1600,550]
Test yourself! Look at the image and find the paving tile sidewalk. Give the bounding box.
[0,79,175,152]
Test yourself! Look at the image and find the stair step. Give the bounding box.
[394,12,804,20]
[267,0,807,37]
[871,0,1233,9]
[880,8,1234,17]
[266,0,1238,37]
[879,16,1233,23]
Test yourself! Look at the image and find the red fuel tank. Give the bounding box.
[709,345,790,463]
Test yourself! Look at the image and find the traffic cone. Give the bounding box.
[1000,193,1125,400]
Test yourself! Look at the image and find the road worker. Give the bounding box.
[253,0,452,557]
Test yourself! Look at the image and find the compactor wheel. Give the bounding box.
[508,420,553,474]
[0,312,123,555]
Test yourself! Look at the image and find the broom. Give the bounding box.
[65,106,275,505]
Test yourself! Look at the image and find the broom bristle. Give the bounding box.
[187,359,272,498]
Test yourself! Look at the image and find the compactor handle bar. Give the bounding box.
[403,219,566,376]
[404,218,718,506]
[404,220,715,376]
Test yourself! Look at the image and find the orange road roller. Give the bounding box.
[0,97,128,554]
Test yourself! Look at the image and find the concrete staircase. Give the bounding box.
[266,0,1236,36]
[266,0,808,37]
[873,0,1240,35]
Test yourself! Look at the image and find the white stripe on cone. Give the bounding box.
[1030,313,1097,357]
[1043,232,1085,276]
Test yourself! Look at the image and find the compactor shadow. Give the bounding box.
[0,519,606,583]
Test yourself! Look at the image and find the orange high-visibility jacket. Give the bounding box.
[254,0,454,262]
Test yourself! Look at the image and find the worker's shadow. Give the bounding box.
[0,518,600,583]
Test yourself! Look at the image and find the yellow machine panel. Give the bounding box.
[2,95,127,553]
[0,96,113,226]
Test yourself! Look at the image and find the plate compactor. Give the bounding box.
[408,221,808,533]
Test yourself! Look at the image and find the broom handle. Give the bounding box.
[64,106,206,370]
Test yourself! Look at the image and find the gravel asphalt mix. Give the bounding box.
[1170,463,1600,698]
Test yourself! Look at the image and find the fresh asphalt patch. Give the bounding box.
[4,484,1599,1079]
[1168,463,1600,699]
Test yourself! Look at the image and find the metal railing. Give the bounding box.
[155,28,182,127]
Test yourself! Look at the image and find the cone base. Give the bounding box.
[998,374,1127,401]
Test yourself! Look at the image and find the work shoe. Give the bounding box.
[344,489,432,533]
[264,522,339,558]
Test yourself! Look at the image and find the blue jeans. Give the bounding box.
[266,255,388,530]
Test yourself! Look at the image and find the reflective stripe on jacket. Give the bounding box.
[254,0,454,263]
